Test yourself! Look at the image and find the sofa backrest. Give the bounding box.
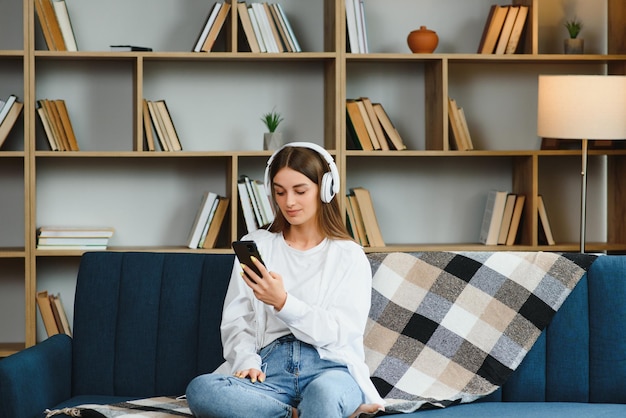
[490,254,626,404]
[71,252,235,398]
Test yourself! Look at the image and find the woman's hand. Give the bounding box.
[240,256,288,310]
[233,368,266,383]
[349,403,385,418]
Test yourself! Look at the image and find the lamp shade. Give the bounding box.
[537,75,626,140]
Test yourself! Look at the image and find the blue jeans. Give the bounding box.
[186,334,365,418]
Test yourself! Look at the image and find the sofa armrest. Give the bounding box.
[0,334,72,418]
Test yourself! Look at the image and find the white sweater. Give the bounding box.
[217,229,384,405]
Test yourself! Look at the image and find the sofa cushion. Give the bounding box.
[364,251,596,414]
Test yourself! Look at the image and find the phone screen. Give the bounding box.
[232,240,266,278]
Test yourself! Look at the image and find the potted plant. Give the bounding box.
[564,18,584,54]
[261,108,285,150]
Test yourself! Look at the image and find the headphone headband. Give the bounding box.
[264,142,340,203]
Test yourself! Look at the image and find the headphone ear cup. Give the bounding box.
[320,172,335,203]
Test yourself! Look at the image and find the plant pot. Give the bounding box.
[407,26,439,53]
[263,132,284,151]
[564,38,584,54]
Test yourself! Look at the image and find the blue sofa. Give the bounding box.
[1,251,625,418]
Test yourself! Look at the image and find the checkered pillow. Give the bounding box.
[364,251,596,413]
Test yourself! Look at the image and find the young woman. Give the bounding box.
[186,142,384,418]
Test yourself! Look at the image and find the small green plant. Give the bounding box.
[260,109,284,133]
[564,19,582,39]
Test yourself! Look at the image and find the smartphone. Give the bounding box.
[232,240,266,278]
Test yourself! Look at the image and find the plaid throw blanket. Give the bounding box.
[364,251,596,413]
[44,396,192,418]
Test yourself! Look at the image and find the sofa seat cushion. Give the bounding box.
[391,402,626,417]
[364,251,596,413]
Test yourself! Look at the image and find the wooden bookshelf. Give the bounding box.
[0,0,624,356]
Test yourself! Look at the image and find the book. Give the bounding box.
[201,2,231,52]
[268,3,292,52]
[237,2,260,53]
[49,293,71,336]
[37,237,109,246]
[263,2,285,52]
[479,190,508,245]
[110,45,153,52]
[37,226,115,238]
[347,194,368,246]
[36,244,108,250]
[505,5,529,54]
[356,99,380,150]
[248,5,267,53]
[345,0,360,53]
[52,0,78,51]
[251,3,276,53]
[457,107,474,150]
[37,102,59,151]
[201,196,230,249]
[54,99,79,151]
[36,0,66,51]
[0,100,23,150]
[155,100,183,151]
[494,6,519,55]
[538,195,556,245]
[0,95,18,125]
[448,97,468,151]
[146,100,171,151]
[497,193,517,244]
[372,103,407,150]
[356,0,369,53]
[36,290,59,337]
[506,194,526,245]
[346,99,374,151]
[351,187,385,247]
[252,179,274,226]
[477,5,509,54]
[238,179,259,233]
[40,99,70,151]
[186,191,219,249]
[359,97,388,150]
[142,99,156,151]
[242,175,265,227]
[275,3,301,52]
[193,2,222,52]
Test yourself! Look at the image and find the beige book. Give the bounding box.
[506,195,526,245]
[373,103,406,151]
[36,290,60,337]
[351,187,385,247]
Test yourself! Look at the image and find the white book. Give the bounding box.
[243,175,264,227]
[194,3,222,52]
[248,6,267,53]
[253,179,275,226]
[479,190,509,245]
[37,237,109,246]
[37,226,115,238]
[353,0,366,54]
[251,3,278,53]
[238,181,258,233]
[0,95,17,126]
[345,0,359,53]
[52,0,78,51]
[186,191,218,248]
[357,0,369,53]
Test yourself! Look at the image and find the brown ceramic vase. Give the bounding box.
[407,26,439,53]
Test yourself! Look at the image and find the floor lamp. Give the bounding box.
[537,75,626,253]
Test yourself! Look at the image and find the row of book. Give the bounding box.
[187,192,231,249]
[345,0,369,53]
[346,98,407,151]
[237,2,301,53]
[477,4,529,54]
[0,94,24,150]
[345,187,385,247]
[37,290,71,337]
[238,175,275,233]
[448,97,474,151]
[36,226,115,250]
[37,99,79,151]
[479,192,555,246]
[35,0,78,51]
[143,99,183,151]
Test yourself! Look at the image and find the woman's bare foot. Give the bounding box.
[349,403,384,418]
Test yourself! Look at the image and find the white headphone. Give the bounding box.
[264,142,340,203]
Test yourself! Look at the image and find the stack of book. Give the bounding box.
[142,99,183,151]
[193,2,232,52]
[345,0,369,53]
[34,0,78,51]
[0,94,24,150]
[346,97,406,151]
[186,192,231,249]
[238,175,274,233]
[36,226,115,250]
[477,4,529,54]
[479,191,527,246]
[236,2,301,53]
[345,187,385,247]
[37,99,79,151]
[448,97,474,151]
[36,290,72,337]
